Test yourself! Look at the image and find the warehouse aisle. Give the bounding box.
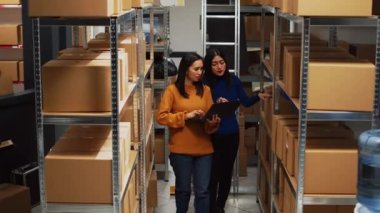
[155,165,261,213]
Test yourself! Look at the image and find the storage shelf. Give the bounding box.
[144,59,154,78]
[0,89,34,107]
[38,9,136,26]
[259,150,271,181]
[303,194,356,205]
[0,4,21,8]
[207,4,261,13]
[145,118,154,146]
[281,162,356,205]
[276,81,373,121]
[262,59,273,78]
[46,204,113,213]
[257,190,268,213]
[260,110,272,137]
[49,150,138,213]
[273,195,282,213]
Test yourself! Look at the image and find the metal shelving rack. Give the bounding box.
[259,5,380,213]
[32,7,151,213]
[145,6,171,181]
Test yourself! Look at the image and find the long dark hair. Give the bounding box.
[203,48,232,89]
[175,52,204,98]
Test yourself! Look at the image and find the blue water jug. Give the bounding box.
[357,129,380,211]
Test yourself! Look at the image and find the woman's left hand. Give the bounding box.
[207,114,221,126]
[258,91,272,101]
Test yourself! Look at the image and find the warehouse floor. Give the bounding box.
[155,165,260,213]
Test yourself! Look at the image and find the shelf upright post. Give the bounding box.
[328,26,338,48]
[32,17,47,213]
[296,17,311,213]
[136,8,147,213]
[372,18,380,129]
[163,7,170,182]
[109,16,121,213]
[273,8,281,114]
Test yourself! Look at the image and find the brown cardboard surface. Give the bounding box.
[294,139,358,194]
[303,205,338,213]
[244,15,273,41]
[132,0,144,7]
[122,0,132,10]
[154,132,165,164]
[308,61,375,111]
[271,115,298,158]
[0,24,21,45]
[349,43,376,64]
[87,35,139,79]
[42,59,112,112]
[29,0,115,17]
[288,125,354,176]
[58,50,129,100]
[0,61,17,96]
[241,0,261,5]
[147,170,158,207]
[45,131,131,203]
[0,0,21,3]
[338,205,355,213]
[0,183,31,213]
[292,0,372,16]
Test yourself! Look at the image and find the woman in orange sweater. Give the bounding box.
[157,52,221,213]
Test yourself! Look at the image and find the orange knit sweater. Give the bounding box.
[156,84,215,155]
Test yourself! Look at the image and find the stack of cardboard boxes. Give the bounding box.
[0,0,23,96]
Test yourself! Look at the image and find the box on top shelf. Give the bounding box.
[289,0,372,16]
[244,15,273,41]
[45,122,131,204]
[87,32,143,80]
[58,49,129,100]
[241,0,261,5]
[29,0,122,17]
[42,59,113,113]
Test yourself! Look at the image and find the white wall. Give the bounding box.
[169,0,202,54]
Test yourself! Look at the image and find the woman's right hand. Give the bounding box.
[185,109,205,120]
[217,97,228,103]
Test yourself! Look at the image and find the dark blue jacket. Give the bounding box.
[205,75,260,134]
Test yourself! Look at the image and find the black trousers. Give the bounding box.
[209,133,239,213]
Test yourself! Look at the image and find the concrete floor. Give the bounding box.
[155,165,261,213]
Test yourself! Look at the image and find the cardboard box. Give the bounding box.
[271,114,298,157]
[308,61,375,111]
[154,132,165,164]
[0,0,20,3]
[122,0,132,10]
[283,49,354,98]
[0,183,31,213]
[0,48,23,61]
[244,15,273,41]
[277,166,285,211]
[147,170,157,207]
[287,125,354,176]
[42,59,112,112]
[29,0,117,17]
[45,123,131,203]
[244,126,257,156]
[0,24,22,45]
[291,0,372,16]
[58,50,129,101]
[87,34,139,80]
[0,61,17,96]
[295,139,358,194]
[338,205,355,213]
[132,0,144,7]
